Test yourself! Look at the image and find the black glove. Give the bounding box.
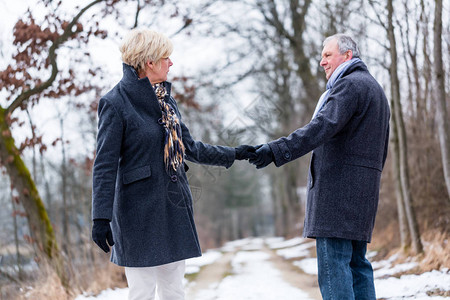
[92,219,114,253]
[235,145,257,160]
[249,144,274,169]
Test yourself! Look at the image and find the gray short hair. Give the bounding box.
[323,34,360,58]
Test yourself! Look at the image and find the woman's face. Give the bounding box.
[148,57,173,84]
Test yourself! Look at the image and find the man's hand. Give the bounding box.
[235,145,257,160]
[249,144,274,169]
[92,219,115,253]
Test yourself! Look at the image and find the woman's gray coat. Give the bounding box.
[268,61,390,243]
[92,64,235,267]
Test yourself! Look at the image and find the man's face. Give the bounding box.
[320,39,350,80]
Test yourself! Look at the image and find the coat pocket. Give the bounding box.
[166,174,192,208]
[123,165,151,185]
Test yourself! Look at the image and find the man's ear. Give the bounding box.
[346,50,353,61]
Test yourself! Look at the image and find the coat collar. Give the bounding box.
[121,63,172,96]
[119,63,173,116]
[342,60,368,77]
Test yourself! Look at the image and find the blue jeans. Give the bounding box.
[316,237,376,300]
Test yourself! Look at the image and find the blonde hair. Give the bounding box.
[120,29,173,73]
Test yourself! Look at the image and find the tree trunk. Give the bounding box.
[11,187,24,280]
[284,163,302,237]
[25,109,37,181]
[420,0,433,123]
[39,151,53,221]
[288,0,321,117]
[433,0,450,201]
[270,171,284,236]
[386,0,423,254]
[0,108,69,287]
[59,116,71,254]
[390,96,410,250]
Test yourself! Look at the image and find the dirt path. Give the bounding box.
[185,251,234,300]
[264,248,321,300]
[186,245,321,300]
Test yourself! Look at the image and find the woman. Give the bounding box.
[91,29,254,300]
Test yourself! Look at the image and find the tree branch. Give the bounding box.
[257,0,296,46]
[367,0,388,31]
[133,0,141,29]
[5,0,105,117]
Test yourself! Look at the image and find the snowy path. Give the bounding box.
[186,247,319,300]
[76,237,450,300]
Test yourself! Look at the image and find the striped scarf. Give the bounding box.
[312,58,362,119]
[154,83,185,172]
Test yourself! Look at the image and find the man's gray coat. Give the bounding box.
[268,61,390,242]
[92,64,235,267]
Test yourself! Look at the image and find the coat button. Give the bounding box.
[158,118,164,125]
[284,152,291,160]
[171,175,178,182]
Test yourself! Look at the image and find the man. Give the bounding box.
[249,34,390,299]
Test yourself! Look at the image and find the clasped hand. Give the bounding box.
[235,144,274,169]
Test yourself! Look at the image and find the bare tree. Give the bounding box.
[386,0,423,254]
[11,186,24,281]
[0,0,119,287]
[433,0,450,201]
[390,117,410,249]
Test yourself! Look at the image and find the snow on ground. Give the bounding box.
[219,237,259,252]
[266,237,306,249]
[374,261,419,278]
[76,237,450,300]
[185,250,222,275]
[293,258,318,275]
[275,241,316,259]
[267,237,450,299]
[76,288,129,300]
[192,250,314,300]
[375,268,450,299]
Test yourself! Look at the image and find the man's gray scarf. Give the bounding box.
[312,58,362,119]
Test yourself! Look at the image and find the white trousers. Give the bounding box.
[125,260,185,300]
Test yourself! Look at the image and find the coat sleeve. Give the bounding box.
[268,79,358,167]
[181,121,236,168]
[92,97,123,221]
